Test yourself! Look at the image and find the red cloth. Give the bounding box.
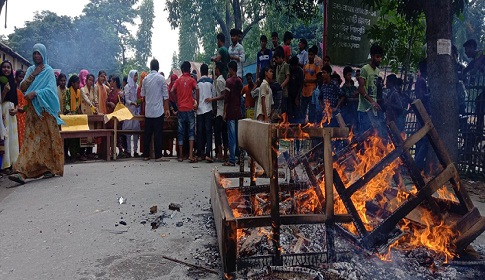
[168,74,178,104]
[16,89,27,149]
[283,45,292,61]
[172,73,197,112]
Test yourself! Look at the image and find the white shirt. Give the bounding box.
[196,76,215,115]
[215,75,226,117]
[228,43,245,78]
[141,70,168,118]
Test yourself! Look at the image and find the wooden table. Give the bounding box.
[60,129,113,161]
[113,115,177,160]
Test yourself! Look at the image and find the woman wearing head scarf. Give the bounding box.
[1,60,19,174]
[9,43,64,184]
[121,69,141,157]
[78,69,89,89]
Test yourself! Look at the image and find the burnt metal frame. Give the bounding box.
[211,122,351,274]
[332,100,485,253]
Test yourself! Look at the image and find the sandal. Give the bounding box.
[8,174,26,185]
[188,157,198,163]
[222,162,235,166]
[205,157,214,163]
[177,158,183,162]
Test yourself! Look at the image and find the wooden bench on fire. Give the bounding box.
[211,119,352,274]
[211,100,485,275]
[325,100,485,257]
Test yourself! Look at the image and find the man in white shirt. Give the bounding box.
[196,64,215,162]
[228,28,245,79]
[141,59,170,161]
[205,62,227,162]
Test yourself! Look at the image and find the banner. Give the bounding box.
[326,0,378,66]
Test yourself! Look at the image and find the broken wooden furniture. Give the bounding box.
[211,119,351,274]
[331,100,485,254]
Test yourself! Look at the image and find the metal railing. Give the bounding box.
[405,73,485,178]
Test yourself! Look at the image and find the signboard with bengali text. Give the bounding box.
[326,0,378,66]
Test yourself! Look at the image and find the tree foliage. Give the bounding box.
[134,0,154,70]
[366,1,426,73]
[7,0,148,76]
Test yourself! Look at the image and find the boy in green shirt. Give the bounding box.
[357,44,384,134]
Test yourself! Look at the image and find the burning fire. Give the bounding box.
[332,132,459,262]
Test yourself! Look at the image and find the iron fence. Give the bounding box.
[405,73,485,178]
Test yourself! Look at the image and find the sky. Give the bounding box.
[0,0,179,75]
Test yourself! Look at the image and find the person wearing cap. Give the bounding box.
[297,38,309,68]
[283,31,293,63]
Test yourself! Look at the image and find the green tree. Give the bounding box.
[367,1,426,74]
[8,11,77,71]
[134,0,154,70]
[167,0,268,43]
[83,0,140,69]
[171,51,179,70]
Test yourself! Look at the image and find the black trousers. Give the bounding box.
[143,114,165,159]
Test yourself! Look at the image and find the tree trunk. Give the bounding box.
[424,0,459,165]
[0,0,5,16]
[233,0,242,30]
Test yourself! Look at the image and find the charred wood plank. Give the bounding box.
[233,214,352,228]
[323,130,336,262]
[333,169,368,237]
[301,157,324,211]
[344,147,402,197]
[270,127,282,266]
[455,217,485,253]
[361,164,456,249]
[388,122,443,218]
[412,100,475,212]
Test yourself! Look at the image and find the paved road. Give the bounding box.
[1,158,484,280]
[0,158,230,280]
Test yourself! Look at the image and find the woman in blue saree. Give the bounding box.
[9,43,64,184]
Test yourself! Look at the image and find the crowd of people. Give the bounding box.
[1,33,484,181]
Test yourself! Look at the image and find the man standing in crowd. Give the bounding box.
[463,39,485,75]
[241,73,256,119]
[211,33,230,78]
[274,47,290,117]
[141,59,170,162]
[318,64,343,127]
[282,31,293,63]
[256,35,272,82]
[171,61,198,163]
[288,56,304,123]
[271,31,280,57]
[205,62,227,162]
[297,38,309,68]
[302,47,321,124]
[196,64,215,163]
[223,61,243,167]
[357,44,383,134]
[228,28,245,79]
